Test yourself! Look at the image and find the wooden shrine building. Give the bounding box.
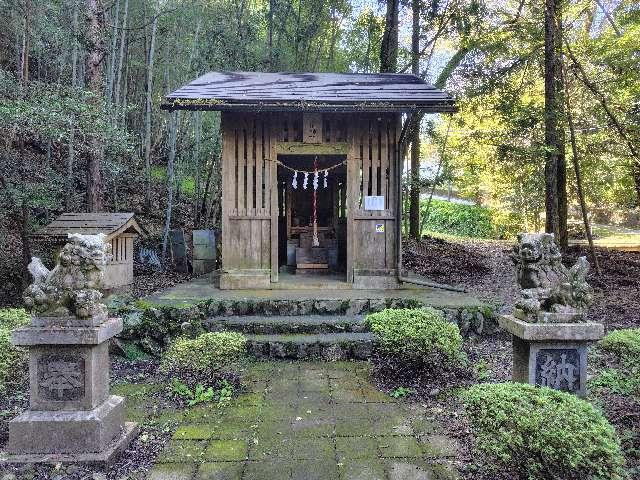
[163,72,455,289]
[33,212,145,289]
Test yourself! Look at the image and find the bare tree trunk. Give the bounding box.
[19,0,31,87]
[144,10,158,209]
[66,0,79,211]
[85,0,106,212]
[162,111,178,262]
[565,84,601,275]
[544,0,567,247]
[71,0,79,87]
[114,0,128,111]
[379,0,399,73]
[106,0,119,105]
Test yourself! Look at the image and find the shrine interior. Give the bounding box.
[277,154,347,277]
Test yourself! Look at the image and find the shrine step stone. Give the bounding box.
[246,332,375,360]
[205,314,366,335]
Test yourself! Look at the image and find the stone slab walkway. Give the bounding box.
[141,361,458,480]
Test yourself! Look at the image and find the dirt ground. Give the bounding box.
[403,236,640,330]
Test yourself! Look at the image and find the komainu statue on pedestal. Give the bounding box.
[23,233,110,320]
[511,233,593,323]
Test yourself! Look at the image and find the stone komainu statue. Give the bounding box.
[511,233,593,323]
[23,233,111,320]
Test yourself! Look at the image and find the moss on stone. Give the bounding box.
[377,436,423,458]
[159,440,208,463]
[196,462,244,480]
[335,436,378,461]
[204,440,248,461]
[173,424,214,440]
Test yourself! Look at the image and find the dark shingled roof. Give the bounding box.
[33,213,145,241]
[162,71,456,113]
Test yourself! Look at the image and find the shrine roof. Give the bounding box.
[33,213,145,241]
[162,71,456,113]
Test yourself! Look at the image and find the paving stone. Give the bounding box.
[173,424,213,441]
[147,463,196,480]
[335,415,375,437]
[272,363,301,379]
[291,437,335,460]
[370,414,414,436]
[377,436,423,458]
[256,419,293,438]
[144,360,461,480]
[298,389,332,402]
[385,461,435,480]
[291,460,339,480]
[242,461,291,480]
[209,422,255,440]
[366,404,405,420]
[420,435,459,459]
[335,437,378,461]
[291,415,335,437]
[299,375,331,393]
[332,403,370,420]
[196,462,244,480]
[159,440,208,463]
[331,386,365,403]
[248,437,294,460]
[338,461,387,480]
[204,440,249,461]
[219,405,261,424]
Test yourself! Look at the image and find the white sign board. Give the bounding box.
[364,196,385,210]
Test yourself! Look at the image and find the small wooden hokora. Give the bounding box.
[2,233,138,465]
[511,233,593,323]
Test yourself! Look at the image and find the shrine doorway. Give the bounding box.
[277,154,348,279]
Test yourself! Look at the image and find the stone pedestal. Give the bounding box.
[499,315,604,397]
[1,316,138,465]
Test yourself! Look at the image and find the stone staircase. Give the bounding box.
[205,313,375,360]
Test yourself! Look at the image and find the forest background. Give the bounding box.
[0,0,638,305]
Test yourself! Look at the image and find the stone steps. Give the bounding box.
[205,314,366,335]
[245,332,375,360]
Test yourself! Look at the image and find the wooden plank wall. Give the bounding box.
[221,112,272,273]
[221,111,399,282]
[348,113,398,276]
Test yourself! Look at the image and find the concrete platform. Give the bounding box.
[145,275,490,310]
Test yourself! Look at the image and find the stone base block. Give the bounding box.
[1,422,139,467]
[7,395,125,455]
[500,315,604,397]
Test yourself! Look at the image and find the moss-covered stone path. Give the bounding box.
[122,361,459,480]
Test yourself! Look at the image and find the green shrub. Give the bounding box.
[462,383,626,480]
[589,368,640,396]
[365,308,463,368]
[0,309,31,392]
[421,199,494,238]
[161,332,247,375]
[600,328,640,364]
